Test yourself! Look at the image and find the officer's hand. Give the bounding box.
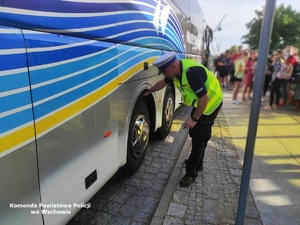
[184,118,196,129]
[143,91,151,97]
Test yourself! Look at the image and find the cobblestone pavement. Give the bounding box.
[67,105,191,225]
[151,110,263,225]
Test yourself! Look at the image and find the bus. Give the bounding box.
[0,0,212,224]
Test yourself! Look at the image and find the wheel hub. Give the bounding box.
[164,97,174,127]
[131,115,149,158]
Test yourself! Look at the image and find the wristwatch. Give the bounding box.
[191,116,198,122]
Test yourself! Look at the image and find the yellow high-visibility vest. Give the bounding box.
[173,59,223,115]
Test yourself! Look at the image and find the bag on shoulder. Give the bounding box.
[277,63,293,80]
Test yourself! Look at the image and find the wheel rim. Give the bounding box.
[131,115,149,158]
[164,97,174,127]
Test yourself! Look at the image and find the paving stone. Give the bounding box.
[163,216,184,225]
[108,216,130,225]
[173,191,189,204]
[102,201,122,213]
[167,202,187,218]
[90,212,112,225]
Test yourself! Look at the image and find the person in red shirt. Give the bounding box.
[241,51,257,101]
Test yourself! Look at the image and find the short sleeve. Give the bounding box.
[186,67,207,98]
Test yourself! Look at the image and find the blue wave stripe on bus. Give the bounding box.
[128,38,176,51]
[0,54,28,71]
[14,14,120,30]
[0,40,25,50]
[33,51,155,120]
[28,48,116,85]
[33,69,118,120]
[117,24,156,35]
[0,13,159,34]
[0,11,153,31]
[0,91,32,113]
[0,73,30,95]
[31,59,118,103]
[168,10,184,35]
[1,0,155,14]
[0,1,185,52]
[116,30,161,43]
[25,35,100,50]
[25,42,110,67]
[0,109,33,134]
[1,49,157,133]
[118,50,157,72]
[163,29,184,52]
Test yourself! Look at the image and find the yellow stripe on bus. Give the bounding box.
[35,79,119,136]
[1,61,153,155]
[0,124,35,154]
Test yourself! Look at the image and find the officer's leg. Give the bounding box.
[181,103,222,187]
[180,111,205,187]
[196,142,208,171]
[194,123,211,172]
[186,128,205,178]
[195,103,222,171]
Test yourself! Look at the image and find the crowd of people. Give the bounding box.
[214,46,300,108]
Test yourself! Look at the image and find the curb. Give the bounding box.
[150,137,191,225]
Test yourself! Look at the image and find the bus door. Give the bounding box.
[23,30,120,224]
[0,26,43,225]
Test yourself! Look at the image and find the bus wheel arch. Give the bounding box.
[154,85,175,139]
[122,98,150,175]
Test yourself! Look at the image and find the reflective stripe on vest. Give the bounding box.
[173,59,223,115]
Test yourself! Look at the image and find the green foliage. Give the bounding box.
[242,4,300,51]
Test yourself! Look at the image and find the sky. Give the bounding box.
[200,0,300,55]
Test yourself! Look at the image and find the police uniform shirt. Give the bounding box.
[164,61,208,98]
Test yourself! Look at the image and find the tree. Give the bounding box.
[242,4,300,51]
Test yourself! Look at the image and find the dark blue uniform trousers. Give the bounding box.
[186,102,223,178]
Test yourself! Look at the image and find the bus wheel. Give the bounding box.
[155,85,174,139]
[123,98,149,175]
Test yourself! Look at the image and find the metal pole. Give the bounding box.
[236,0,276,224]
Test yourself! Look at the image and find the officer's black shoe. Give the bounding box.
[196,164,203,171]
[179,175,195,187]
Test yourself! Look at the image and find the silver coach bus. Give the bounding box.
[0,0,212,224]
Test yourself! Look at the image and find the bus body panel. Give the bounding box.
[0,144,44,225]
[22,31,121,225]
[0,26,43,225]
[36,93,120,225]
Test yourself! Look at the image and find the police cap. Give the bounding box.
[153,52,176,73]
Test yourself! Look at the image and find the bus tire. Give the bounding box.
[155,85,174,139]
[122,98,150,176]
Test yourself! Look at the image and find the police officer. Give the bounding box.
[144,52,223,187]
